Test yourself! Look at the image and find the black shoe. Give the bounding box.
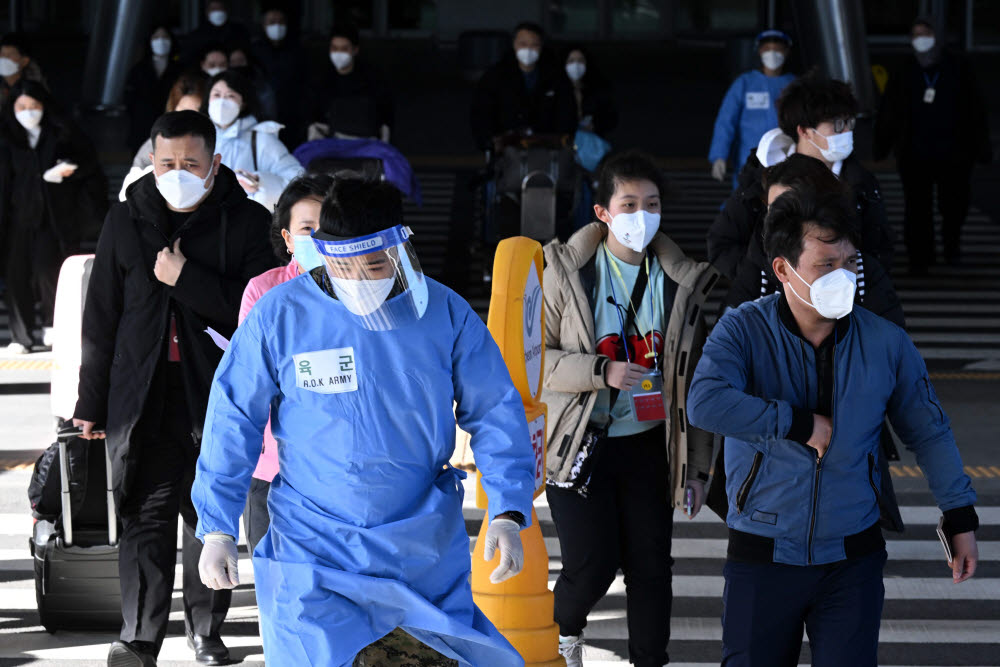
[187,633,231,666]
[107,640,157,667]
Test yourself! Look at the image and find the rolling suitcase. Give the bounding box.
[30,426,122,632]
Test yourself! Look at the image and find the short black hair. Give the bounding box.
[199,42,228,64]
[776,72,858,139]
[271,172,335,262]
[319,178,402,237]
[762,153,847,199]
[150,109,217,153]
[330,24,360,46]
[513,21,545,41]
[595,150,666,209]
[763,187,859,268]
[0,32,31,57]
[206,69,259,119]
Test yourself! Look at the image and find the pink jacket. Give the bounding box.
[239,261,300,482]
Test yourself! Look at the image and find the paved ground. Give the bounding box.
[0,168,997,665]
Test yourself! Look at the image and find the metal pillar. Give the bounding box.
[791,0,876,114]
[81,0,154,109]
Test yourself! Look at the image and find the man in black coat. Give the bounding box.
[874,16,992,274]
[470,21,577,150]
[72,110,276,667]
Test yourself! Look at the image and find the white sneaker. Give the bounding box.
[6,342,29,355]
[558,633,584,667]
[42,327,54,347]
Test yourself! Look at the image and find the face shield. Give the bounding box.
[313,225,428,331]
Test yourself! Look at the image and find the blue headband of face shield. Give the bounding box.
[313,225,413,258]
[310,225,428,330]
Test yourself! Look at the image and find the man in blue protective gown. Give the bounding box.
[708,30,796,188]
[191,177,536,667]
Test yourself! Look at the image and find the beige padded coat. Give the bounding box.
[541,222,719,509]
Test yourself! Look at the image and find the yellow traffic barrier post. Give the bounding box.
[471,237,564,666]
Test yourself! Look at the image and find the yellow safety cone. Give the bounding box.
[470,237,564,666]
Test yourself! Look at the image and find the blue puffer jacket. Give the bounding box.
[688,294,976,566]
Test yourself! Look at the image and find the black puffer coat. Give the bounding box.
[707,153,896,282]
[0,118,107,260]
[73,166,276,506]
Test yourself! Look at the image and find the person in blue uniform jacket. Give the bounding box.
[708,30,795,188]
[191,177,536,666]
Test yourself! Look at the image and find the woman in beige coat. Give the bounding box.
[541,151,718,667]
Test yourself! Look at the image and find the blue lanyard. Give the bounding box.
[603,248,633,363]
[923,71,940,89]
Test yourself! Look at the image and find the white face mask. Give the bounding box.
[330,52,353,70]
[609,210,660,253]
[761,50,785,70]
[516,48,540,67]
[151,38,172,56]
[329,276,396,316]
[208,97,241,127]
[208,10,228,27]
[0,57,19,77]
[785,264,856,320]
[808,129,853,162]
[912,36,935,53]
[204,66,225,77]
[265,24,287,42]
[565,62,586,81]
[155,167,214,210]
[15,109,43,131]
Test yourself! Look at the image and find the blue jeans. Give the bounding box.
[721,548,887,667]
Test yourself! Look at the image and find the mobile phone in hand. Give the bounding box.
[936,516,953,563]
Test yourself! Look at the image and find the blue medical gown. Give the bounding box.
[708,70,796,185]
[192,274,536,666]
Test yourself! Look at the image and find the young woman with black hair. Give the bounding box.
[0,80,106,352]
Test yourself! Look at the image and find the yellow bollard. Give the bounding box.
[471,237,564,666]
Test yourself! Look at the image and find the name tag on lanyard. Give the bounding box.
[923,70,939,104]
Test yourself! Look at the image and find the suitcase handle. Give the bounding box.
[56,430,117,547]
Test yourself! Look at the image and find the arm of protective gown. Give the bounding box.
[707,76,744,163]
[452,304,535,527]
[193,318,278,540]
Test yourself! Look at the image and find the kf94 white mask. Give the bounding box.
[156,168,213,210]
[610,210,660,253]
[785,264,857,320]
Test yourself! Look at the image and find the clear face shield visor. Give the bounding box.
[312,225,428,331]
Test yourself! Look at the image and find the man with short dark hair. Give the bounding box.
[190,177,535,666]
[470,21,577,150]
[72,110,276,666]
[0,32,47,107]
[688,187,979,666]
[311,23,394,142]
[874,16,991,273]
[708,73,895,285]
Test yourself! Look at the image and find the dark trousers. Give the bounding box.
[899,159,973,269]
[3,222,61,347]
[548,425,673,667]
[721,549,887,667]
[118,367,231,653]
[242,478,271,555]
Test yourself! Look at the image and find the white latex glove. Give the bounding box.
[483,518,524,584]
[711,158,727,183]
[199,532,239,590]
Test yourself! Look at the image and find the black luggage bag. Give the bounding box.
[29,427,122,632]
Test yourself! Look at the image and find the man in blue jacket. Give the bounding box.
[688,187,979,666]
[708,30,795,188]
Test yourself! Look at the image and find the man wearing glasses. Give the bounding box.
[708,73,895,290]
